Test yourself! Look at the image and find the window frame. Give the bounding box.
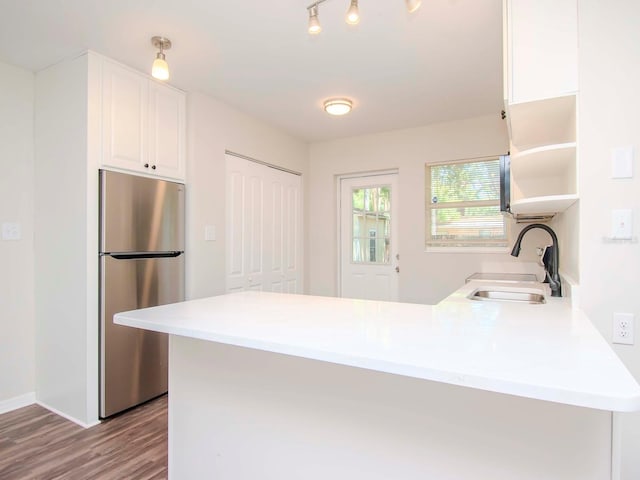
[425,156,510,250]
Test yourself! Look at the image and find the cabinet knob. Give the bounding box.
[151,165,157,170]
[144,163,149,168]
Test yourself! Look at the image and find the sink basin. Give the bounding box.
[469,289,546,304]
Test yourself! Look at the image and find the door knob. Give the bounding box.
[395,266,400,273]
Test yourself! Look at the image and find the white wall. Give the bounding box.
[0,62,36,409]
[551,201,580,284]
[185,93,309,300]
[577,2,640,477]
[308,114,550,304]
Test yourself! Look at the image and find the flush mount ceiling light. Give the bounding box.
[324,98,353,116]
[306,0,420,35]
[151,36,171,80]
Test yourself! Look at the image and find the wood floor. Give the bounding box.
[0,395,167,480]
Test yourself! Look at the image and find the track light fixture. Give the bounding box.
[151,36,171,80]
[306,0,420,35]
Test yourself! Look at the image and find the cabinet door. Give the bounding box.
[101,60,148,172]
[148,83,186,181]
[506,0,577,104]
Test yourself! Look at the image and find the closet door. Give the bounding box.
[225,154,302,293]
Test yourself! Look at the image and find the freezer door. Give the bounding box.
[100,253,185,418]
[100,170,185,253]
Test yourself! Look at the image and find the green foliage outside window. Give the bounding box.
[426,157,507,247]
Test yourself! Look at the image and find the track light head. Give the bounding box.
[308,4,322,34]
[346,0,360,25]
[405,0,422,13]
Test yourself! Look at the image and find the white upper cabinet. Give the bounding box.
[101,60,148,172]
[503,0,578,216]
[101,58,186,181]
[504,0,578,105]
[148,82,186,179]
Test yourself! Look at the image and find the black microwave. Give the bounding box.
[499,154,511,214]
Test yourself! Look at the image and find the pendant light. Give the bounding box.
[151,36,171,81]
[345,0,360,25]
[308,4,322,34]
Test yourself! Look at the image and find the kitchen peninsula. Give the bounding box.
[115,283,640,479]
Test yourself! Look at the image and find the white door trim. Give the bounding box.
[225,150,302,177]
[336,170,399,299]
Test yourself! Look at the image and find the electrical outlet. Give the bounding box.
[613,313,634,345]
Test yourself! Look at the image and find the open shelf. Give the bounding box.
[510,194,578,215]
[511,142,576,180]
[507,94,576,150]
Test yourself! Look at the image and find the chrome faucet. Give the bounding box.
[510,223,562,297]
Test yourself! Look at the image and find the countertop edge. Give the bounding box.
[115,297,640,413]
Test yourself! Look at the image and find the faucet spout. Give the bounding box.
[510,223,562,297]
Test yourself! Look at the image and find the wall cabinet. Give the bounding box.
[101,59,186,181]
[503,0,578,217]
[503,0,577,105]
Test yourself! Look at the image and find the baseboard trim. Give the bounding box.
[0,392,36,414]
[36,401,101,429]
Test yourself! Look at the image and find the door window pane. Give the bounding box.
[351,186,391,264]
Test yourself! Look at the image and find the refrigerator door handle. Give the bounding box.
[107,251,183,260]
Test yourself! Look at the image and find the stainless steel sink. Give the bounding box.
[469,289,546,304]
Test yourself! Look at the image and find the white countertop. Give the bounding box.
[115,282,640,412]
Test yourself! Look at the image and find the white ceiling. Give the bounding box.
[0,0,503,143]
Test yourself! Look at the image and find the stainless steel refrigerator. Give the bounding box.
[99,170,185,418]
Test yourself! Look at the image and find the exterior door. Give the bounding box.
[340,173,399,301]
[225,154,302,293]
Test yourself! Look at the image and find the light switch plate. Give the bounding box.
[611,209,632,239]
[612,146,633,178]
[204,225,216,242]
[2,222,21,240]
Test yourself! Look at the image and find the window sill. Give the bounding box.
[425,246,511,254]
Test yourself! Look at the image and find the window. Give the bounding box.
[425,157,508,248]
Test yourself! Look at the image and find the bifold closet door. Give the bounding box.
[225,154,302,294]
